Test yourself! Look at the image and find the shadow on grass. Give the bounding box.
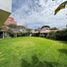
[60,41,67,45]
[58,49,67,55]
[21,55,60,67]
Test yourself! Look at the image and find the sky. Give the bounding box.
[0,0,12,12]
[11,0,67,29]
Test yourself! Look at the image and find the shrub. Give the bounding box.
[47,29,67,41]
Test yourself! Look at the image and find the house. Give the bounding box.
[30,29,40,36]
[8,25,28,37]
[30,26,58,37]
[40,26,58,37]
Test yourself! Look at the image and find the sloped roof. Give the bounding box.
[0,9,10,27]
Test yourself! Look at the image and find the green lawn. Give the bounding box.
[0,37,67,67]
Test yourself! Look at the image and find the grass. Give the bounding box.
[0,37,67,67]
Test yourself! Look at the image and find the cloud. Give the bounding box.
[11,0,67,29]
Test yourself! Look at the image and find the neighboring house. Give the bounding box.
[8,25,28,37]
[31,29,39,34]
[12,26,27,34]
[38,26,50,37]
[31,26,58,37]
[30,29,40,36]
[40,30,50,37]
[40,26,58,37]
[0,16,28,38]
[4,17,27,35]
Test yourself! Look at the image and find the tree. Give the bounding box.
[41,25,50,29]
[50,27,58,30]
[8,24,17,29]
[54,1,67,15]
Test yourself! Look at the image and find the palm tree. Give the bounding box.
[54,1,67,15]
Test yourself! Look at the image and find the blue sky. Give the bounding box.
[11,0,67,29]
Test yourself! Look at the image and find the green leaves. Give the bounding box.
[54,1,67,15]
